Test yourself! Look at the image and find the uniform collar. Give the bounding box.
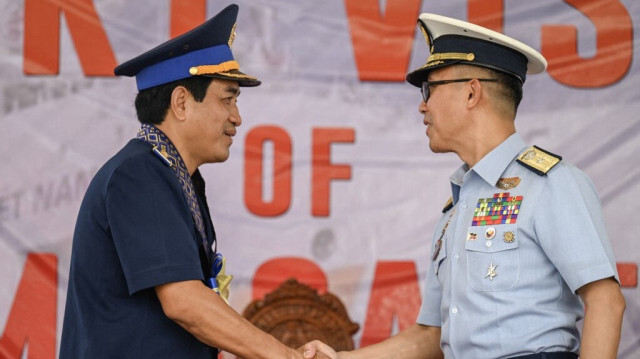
[448,133,526,205]
[471,133,527,186]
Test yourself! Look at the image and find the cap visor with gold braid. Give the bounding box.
[406,13,547,87]
[114,4,260,90]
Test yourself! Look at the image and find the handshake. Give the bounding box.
[297,340,341,359]
[238,279,441,359]
[240,278,363,359]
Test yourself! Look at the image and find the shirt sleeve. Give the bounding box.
[106,155,205,295]
[533,163,619,293]
[417,262,443,326]
[417,215,446,327]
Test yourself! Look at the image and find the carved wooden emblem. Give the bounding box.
[242,278,360,351]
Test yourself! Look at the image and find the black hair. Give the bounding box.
[484,67,523,114]
[134,76,215,124]
[452,64,523,115]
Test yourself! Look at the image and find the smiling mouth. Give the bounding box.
[222,130,235,146]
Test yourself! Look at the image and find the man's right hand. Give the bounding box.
[300,340,340,359]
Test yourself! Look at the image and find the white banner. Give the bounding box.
[0,0,638,357]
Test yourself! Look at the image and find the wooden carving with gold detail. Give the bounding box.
[242,278,359,353]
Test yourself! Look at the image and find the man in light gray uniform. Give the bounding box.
[302,12,625,359]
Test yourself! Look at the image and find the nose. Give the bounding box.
[229,105,242,127]
[419,99,428,115]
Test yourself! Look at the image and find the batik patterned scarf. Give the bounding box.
[137,124,208,248]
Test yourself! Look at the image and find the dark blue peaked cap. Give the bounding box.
[114,4,260,90]
[406,13,547,87]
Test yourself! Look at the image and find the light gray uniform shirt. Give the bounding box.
[417,133,619,359]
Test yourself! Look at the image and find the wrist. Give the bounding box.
[286,347,302,359]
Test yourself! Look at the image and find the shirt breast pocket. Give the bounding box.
[465,224,519,291]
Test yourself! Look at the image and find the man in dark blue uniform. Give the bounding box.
[61,5,305,358]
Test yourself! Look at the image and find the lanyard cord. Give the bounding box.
[432,206,456,261]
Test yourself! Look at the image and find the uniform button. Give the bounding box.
[461,202,468,209]
[451,307,458,314]
[485,240,492,247]
[454,254,459,260]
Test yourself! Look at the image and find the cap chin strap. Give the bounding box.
[189,60,239,75]
[428,52,475,63]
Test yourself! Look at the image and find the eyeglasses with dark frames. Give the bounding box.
[421,78,498,103]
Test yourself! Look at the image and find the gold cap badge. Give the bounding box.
[228,23,237,47]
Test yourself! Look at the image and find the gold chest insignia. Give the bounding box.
[496,177,521,190]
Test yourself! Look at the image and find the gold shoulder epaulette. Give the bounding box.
[517,146,562,176]
[442,197,453,213]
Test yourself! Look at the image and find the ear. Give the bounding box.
[169,86,189,122]
[466,79,483,109]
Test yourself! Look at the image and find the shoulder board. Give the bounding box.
[442,197,453,213]
[516,146,562,176]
